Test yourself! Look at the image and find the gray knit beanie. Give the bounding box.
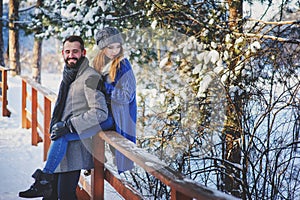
[95,27,124,49]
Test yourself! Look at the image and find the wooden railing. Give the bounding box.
[21,76,56,161]
[20,76,237,200]
[0,66,11,117]
[89,131,238,200]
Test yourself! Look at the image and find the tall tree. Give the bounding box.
[8,0,20,75]
[222,0,243,197]
[32,0,43,83]
[32,38,42,83]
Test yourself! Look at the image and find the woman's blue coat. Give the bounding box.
[104,58,137,173]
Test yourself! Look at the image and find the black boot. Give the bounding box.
[19,169,53,198]
[42,173,58,200]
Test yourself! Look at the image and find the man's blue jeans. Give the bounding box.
[43,116,114,174]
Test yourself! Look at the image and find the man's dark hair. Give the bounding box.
[63,35,85,50]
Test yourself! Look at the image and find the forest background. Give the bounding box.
[2,0,300,199]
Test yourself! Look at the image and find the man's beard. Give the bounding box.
[65,56,81,68]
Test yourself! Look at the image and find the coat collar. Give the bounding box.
[76,57,90,77]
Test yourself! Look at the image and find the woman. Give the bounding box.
[93,26,137,174]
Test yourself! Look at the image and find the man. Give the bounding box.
[19,35,108,199]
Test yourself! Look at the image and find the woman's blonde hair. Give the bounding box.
[93,46,124,82]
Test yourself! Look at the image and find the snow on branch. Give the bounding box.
[233,32,300,44]
[248,18,300,25]
[19,5,36,13]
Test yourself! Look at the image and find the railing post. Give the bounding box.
[92,134,105,200]
[21,79,30,129]
[1,69,11,117]
[31,88,38,146]
[43,97,51,161]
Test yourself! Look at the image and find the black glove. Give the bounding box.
[50,119,74,141]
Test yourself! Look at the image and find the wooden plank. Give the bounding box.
[104,169,144,200]
[21,80,29,128]
[23,86,32,129]
[43,97,51,161]
[31,88,38,146]
[92,135,105,200]
[1,69,10,117]
[98,131,237,200]
[76,185,91,200]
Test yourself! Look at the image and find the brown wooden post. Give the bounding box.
[31,88,38,146]
[43,97,51,161]
[21,79,30,129]
[91,134,105,200]
[1,69,10,117]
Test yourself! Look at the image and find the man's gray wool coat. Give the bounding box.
[54,57,108,173]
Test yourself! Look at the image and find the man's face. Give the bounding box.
[62,41,86,67]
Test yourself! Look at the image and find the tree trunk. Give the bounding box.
[8,0,20,76]
[32,0,43,83]
[32,40,42,83]
[0,0,5,67]
[221,0,243,198]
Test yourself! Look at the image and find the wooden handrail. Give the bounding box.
[0,66,11,117]
[90,131,238,200]
[19,76,238,200]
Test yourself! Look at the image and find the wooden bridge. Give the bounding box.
[1,66,238,200]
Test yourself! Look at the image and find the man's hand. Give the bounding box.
[50,120,73,140]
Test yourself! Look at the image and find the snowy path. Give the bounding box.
[0,75,124,200]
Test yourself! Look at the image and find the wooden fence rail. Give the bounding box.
[21,76,56,161]
[20,76,238,200]
[0,66,11,117]
[91,131,238,200]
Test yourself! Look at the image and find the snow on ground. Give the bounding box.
[0,74,124,199]
[0,74,43,199]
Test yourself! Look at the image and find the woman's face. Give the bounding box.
[103,43,122,60]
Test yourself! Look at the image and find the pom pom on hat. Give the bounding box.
[95,27,124,49]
